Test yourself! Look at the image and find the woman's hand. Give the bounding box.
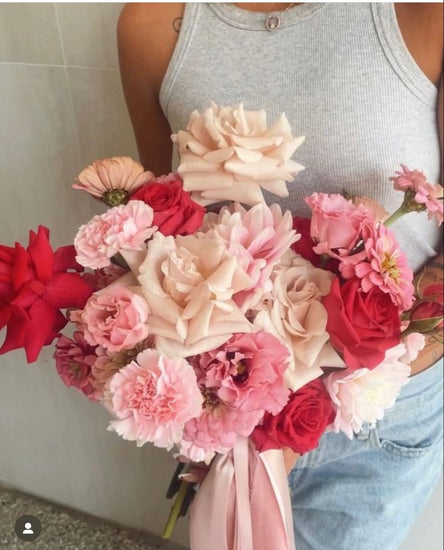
[283,448,300,474]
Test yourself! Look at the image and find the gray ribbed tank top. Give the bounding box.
[159,2,441,272]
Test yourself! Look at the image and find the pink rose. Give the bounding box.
[74,201,156,269]
[71,285,150,353]
[107,349,203,449]
[305,193,372,257]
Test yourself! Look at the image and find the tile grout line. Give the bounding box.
[0,61,119,71]
[52,2,87,170]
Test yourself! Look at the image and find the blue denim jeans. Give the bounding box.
[288,359,443,550]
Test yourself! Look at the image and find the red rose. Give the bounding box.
[411,302,444,329]
[292,216,339,274]
[322,277,401,370]
[130,174,205,236]
[252,379,335,454]
[0,226,93,363]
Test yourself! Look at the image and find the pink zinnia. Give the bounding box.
[195,331,290,415]
[390,165,443,226]
[340,223,414,311]
[74,201,156,269]
[54,332,100,401]
[107,349,203,449]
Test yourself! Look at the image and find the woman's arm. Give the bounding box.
[117,3,184,175]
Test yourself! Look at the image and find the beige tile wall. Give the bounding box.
[0,3,187,547]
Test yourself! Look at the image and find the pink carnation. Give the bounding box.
[324,344,411,439]
[70,285,150,353]
[194,331,290,415]
[179,400,263,462]
[54,332,100,401]
[390,165,443,226]
[339,223,414,311]
[201,202,299,311]
[74,201,156,269]
[107,349,203,449]
[305,193,373,257]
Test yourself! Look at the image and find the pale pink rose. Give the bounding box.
[172,102,305,206]
[54,332,100,401]
[74,201,156,269]
[134,232,255,357]
[194,331,290,415]
[253,251,344,390]
[339,223,414,311]
[70,285,150,353]
[107,349,203,449]
[179,400,263,462]
[201,202,299,311]
[82,264,129,291]
[73,156,154,205]
[324,343,411,439]
[305,193,373,257]
[400,332,426,363]
[390,165,443,226]
[353,196,389,223]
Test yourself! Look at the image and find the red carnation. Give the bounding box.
[0,226,93,363]
[252,379,335,455]
[322,277,401,370]
[130,173,205,236]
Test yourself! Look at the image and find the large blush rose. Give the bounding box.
[322,277,401,370]
[252,379,335,454]
[130,173,205,236]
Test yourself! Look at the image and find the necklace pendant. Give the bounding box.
[265,15,280,31]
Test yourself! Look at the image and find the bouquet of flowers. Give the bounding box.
[0,103,442,550]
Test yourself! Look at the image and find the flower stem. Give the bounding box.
[384,205,408,227]
[162,479,190,539]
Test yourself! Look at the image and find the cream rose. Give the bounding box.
[254,251,344,390]
[172,102,305,207]
[134,232,255,357]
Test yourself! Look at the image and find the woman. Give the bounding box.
[117,3,443,549]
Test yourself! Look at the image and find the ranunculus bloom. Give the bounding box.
[172,102,305,206]
[73,156,154,206]
[305,193,373,257]
[323,277,401,370]
[129,173,205,236]
[74,201,157,269]
[179,397,263,463]
[339,223,414,311]
[106,349,203,449]
[0,226,93,362]
[253,251,344,391]
[390,165,443,226]
[82,264,128,292]
[54,332,100,400]
[194,331,290,415]
[133,232,255,357]
[252,379,335,454]
[71,285,150,353]
[325,344,411,439]
[352,196,389,223]
[201,202,299,311]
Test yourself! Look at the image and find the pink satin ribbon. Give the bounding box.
[189,438,296,550]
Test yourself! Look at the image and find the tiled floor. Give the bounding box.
[0,486,186,550]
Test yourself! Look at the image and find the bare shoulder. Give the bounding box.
[117,3,185,175]
[117,3,185,91]
[394,2,443,87]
